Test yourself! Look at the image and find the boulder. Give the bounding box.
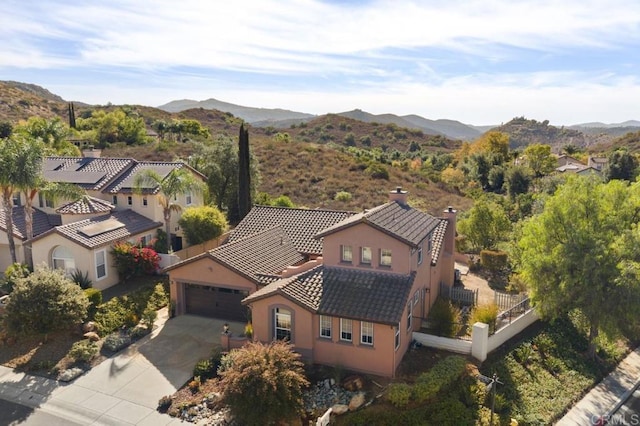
[82,321,97,333]
[348,392,366,411]
[342,375,364,391]
[83,332,100,341]
[331,404,349,415]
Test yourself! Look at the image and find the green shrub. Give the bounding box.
[424,398,474,425]
[2,263,30,294]
[414,356,468,403]
[147,283,168,310]
[428,298,462,337]
[480,250,508,272]
[334,191,352,202]
[142,306,157,329]
[70,269,92,289]
[158,395,172,412]
[365,163,390,180]
[68,339,99,362]
[387,382,411,407]
[513,342,536,365]
[469,303,499,334]
[94,298,130,334]
[84,288,102,319]
[178,205,228,245]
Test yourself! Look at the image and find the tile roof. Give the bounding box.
[165,227,304,283]
[43,157,134,191]
[229,206,355,255]
[0,207,61,240]
[29,209,162,249]
[316,201,441,248]
[56,196,114,215]
[244,265,415,325]
[103,161,189,194]
[430,219,448,265]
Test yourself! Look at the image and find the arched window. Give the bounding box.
[52,246,75,275]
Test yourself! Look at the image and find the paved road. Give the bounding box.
[0,398,83,426]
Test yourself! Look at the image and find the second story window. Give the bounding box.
[380,249,392,267]
[340,318,353,342]
[186,191,192,205]
[39,193,54,208]
[320,315,332,339]
[142,197,148,207]
[127,196,133,206]
[12,193,21,207]
[417,247,423,265]
[112,195,118,205]
[341,245,353,263]
[361,247,372,264]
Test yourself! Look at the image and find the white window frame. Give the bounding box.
[95,249,107,280]
[360,321,374,345]
[341,245,353,263]
[52,246,75,276]
[340,318,353,342]
[395,323,400,350]
[380,249,392,267]
[413,290,419,306]
[361,246,372,264]
[186,191,193,205]
[320,315,332,339]
[274,308,292,341]
[407,301,413,331]
[417,246,423,265]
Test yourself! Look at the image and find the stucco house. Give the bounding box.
[0,149,205,290]
[167,187,457,377]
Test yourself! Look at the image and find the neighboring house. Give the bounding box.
[167,187,457,377]
[556,154,584,168]
[554,154,601,175]
[587,156,608,172]
[0,148,205,290]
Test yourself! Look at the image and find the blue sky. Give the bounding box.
[2,0,639,125]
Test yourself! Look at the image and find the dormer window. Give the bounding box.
[341,245,353,263]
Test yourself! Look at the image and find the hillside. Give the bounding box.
[491,117,590,151]
[401,115,482,141]
[590,130,640,154]
[0,81,69,123]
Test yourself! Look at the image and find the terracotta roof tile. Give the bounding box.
[229,206,355,255]
[56,196,114,215]
[103,161,190,194]
[244,265,414,325]
[430,219,448,265]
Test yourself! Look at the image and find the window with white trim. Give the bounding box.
[361,247,372,264]
[341,245,353,263]
[274,308,291,341]
[380,249,392,266]
[186,191,193,205]
[407,301,413,331]
[320,315,332,338]
[39,193,54,208]
[417,246,423,265]
[413,290,419,306]
[340,318,353,342]
[95,250,107,280]
[360,321,373,345]
[395,323,400,350]
[52,246,75,276]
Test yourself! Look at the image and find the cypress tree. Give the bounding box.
[68,102,76,129]
[238,123,251,220]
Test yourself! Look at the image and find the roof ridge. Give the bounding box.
[252,204,356,214]
[210,225,287,252]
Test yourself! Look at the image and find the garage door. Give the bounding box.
[185,283,249,322]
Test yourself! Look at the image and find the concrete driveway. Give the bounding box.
[0,309,244,425]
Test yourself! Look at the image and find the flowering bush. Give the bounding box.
[112,241,160,281]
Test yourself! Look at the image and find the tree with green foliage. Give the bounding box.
[4,267,89,337]
[178,206,227,245]
[238,123,251,220]
[457,198,511,251]
[518,176,640,358]
[218,341,309,425]
[504,165,532,200]
[133,167,204,252]
[523,143,557,178]
[77,109,147,147]
[0,121,12,139]
[604,148,638,182]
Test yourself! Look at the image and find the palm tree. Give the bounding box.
[0,136,45,264]
[133,166,204,252]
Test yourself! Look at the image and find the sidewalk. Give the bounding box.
[557,346,640,425]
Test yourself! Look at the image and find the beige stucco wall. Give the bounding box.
[0,234,26,273]
[168,256,257,316]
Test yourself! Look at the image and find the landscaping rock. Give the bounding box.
[342,375,364,391]
[348,392,366,411]
[82,321,97,333]
[331,404,349,415]
[83,331,100,341]
[58,367,84,382]
[303,379,359,415]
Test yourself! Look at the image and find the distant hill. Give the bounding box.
[157,98,315,123]
[490,117,590,150]
[401,115,481,141]
[570,120,640,129]
[336,109,444,137]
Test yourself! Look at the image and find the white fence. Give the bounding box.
[413,307,538,362]
[316,408,332,426]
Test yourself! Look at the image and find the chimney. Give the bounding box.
[82,146,101,158]
[443,206,457,254]
[389,186,408,205]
